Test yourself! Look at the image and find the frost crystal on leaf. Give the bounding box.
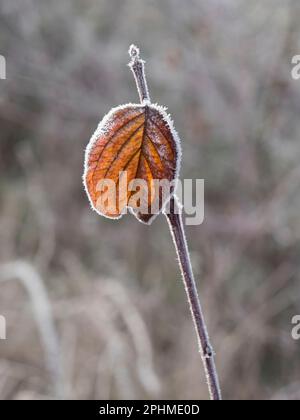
[83,102,182,225]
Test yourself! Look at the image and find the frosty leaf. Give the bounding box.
[83,103,181,224]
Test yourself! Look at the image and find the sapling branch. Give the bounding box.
[128,45,150,103]
[128,44,222,401]
[165,196,222,400]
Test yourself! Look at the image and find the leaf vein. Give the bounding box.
[91,111,143,185]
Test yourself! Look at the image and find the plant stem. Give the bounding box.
[165,196,222,400]
[128,45,222,400]
[128,44,150,103]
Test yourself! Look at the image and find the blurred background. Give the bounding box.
[1,0,300,400]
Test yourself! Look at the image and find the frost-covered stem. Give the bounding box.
[165,196,222,401]
[128,45,221,400]
[128,44,150,103]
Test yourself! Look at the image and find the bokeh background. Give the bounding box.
[1,0,300,400]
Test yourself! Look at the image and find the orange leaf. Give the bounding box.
[83,103,181,224]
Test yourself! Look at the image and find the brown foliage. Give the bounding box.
[84,104,179,223]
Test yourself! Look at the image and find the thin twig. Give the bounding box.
[128,45,150,103]
[128,45,222,400]
[165,197,222,400]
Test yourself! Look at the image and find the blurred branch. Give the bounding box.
[0,261,63,399]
